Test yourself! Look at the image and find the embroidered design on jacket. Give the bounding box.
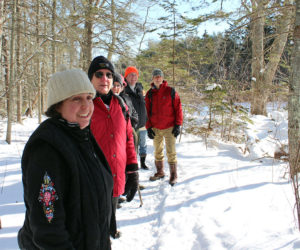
[38,172,59,223]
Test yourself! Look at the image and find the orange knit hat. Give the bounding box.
[124,66,139,78]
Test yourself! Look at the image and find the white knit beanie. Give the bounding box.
[46,69,96,109]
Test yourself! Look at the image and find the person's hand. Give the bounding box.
[147,128,155,139]
[123,172,139,202]
[172,125,180,138]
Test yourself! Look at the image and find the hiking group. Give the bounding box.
[18,56,183,250]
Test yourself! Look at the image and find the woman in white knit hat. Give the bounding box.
[18,68,114,250]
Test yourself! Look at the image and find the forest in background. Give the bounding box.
[0,0,296,142]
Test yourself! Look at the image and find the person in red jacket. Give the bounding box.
[145,69,183,186]
[88,56,139,239]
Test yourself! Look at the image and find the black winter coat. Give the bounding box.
[124,82,147,129]
[18,118,113,250]
[119,91,139,129]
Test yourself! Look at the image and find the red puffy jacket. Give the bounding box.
[91,96,138,197]
[145,80,183,130]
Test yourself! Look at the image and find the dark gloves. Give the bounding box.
[147,128,155,139]
[172,125,180,138]
[123,171,139,202]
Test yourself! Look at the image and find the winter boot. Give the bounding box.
[149,161,165,181]
[140,155,149,170]
[169,163,178,186]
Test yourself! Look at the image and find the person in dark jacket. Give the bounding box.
[112,73,139,130]
[113,73,146,204]
[18,69,114,250]
[88,56,139,239]
[124,66,149,170]
[145,69,183,186]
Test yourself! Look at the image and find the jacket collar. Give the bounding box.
[52,117,90,142]
[126,82,143,95]
[151,80,168,89]
[96,90,113,106]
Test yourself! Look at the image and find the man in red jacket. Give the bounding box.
[88,56,139,238]
[145,69,183,186]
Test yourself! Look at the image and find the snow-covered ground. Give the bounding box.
[1,107,300,250]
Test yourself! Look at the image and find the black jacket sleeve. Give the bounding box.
[22,142,75,249]
[121,93,139,129]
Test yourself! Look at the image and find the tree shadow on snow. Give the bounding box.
[176,163,265,186]
[165,181,288,213]
[118,181,288,227]
[0,227,20,250]
[0,157,21,167]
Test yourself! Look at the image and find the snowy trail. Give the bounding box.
[1,114,300,249]
[112,137,298,250]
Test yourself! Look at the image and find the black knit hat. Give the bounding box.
[113,73,124,85]
[88,56,115,80]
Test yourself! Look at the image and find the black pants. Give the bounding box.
[110,196,119,237]
[112,196,119,214]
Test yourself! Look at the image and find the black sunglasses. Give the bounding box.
[94,71,113,79]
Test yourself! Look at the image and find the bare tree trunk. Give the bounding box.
[261,0,292,110]
[138,6,151,53]
[251,0,293,115]
[22,11,29,115]
[0,0,4,69]
[107,0,116,61]
[288,0,300,230]
[16,0,22,124]
[81,0,106,69]
[42,22,47,113]
[36,0,42,124]
[3,35,9,110]
[6,0,17,144]
[81,0,93,71]
[2,1,8,112]
[250,0,266,115]
[51,0,57,74]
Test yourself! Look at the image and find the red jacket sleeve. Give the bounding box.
[174,91,183,126]
[145,90,152,129]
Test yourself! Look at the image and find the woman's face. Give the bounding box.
[112,82,123,95]
[91,69,113,95]
[125,72,138,86]
[57,93,94,129]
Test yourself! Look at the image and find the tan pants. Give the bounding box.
[153,127,177,164]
